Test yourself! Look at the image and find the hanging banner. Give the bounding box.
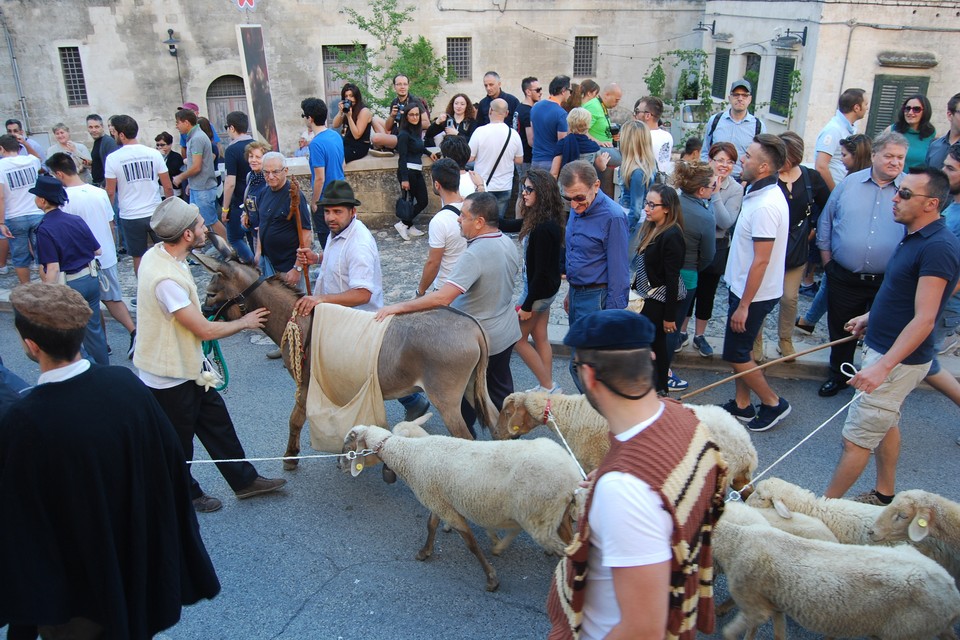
[237,25,280,151]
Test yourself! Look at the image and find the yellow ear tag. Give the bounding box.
[512,425,520,432]
[351,459,364,477]
[917,517,928,528]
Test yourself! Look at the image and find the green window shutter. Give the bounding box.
[867,75,930,138]
[712,48,730,99]
[769,56,796,117]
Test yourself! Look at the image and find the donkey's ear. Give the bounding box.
[209,231,239,262]
[191,250,222,273]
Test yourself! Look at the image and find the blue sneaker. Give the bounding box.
[667,371,688,392]
[721,399,757,422]
[674,332,689,353]
[747,397,792,432]
[692,335,714,358]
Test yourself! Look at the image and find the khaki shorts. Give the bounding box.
[842,346,930,450]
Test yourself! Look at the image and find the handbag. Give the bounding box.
[395,189,414,223]
[785,167,817,269]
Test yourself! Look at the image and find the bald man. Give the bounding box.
[468,98,523,221]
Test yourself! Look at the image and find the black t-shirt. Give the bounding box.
[224,138,251,208]
[258,182,311,272]
[388,94,429,135]
[517,103,533,163]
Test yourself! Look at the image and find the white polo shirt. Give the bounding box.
[724,179,789,302]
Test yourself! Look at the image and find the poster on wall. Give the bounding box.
[236,25,280,151]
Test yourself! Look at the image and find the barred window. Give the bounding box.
[573,36,597,77]
[58,47,88,107]
[446,37,471,82]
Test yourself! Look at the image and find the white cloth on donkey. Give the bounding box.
[306,303,393,452]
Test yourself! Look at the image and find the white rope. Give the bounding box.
[726,362,862,503]
[187,448,376,465]
[544,409,588,481]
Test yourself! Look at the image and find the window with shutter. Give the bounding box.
[867,75,929,138]
[769,56,796,117]
[712,48,730,99]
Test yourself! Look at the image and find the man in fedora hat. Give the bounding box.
[32,174,110,365]
[0,282,221,638]
[295,180,430,420]
[134,196,286,513]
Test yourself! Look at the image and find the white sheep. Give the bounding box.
[494,392,758,492]
[715,502,960,640]
[869,490,960,583]
[341,422,581,592]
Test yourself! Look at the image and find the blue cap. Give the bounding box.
[28,175,68,206]
[563,309,656,350]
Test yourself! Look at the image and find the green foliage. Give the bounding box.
[643,49,715,142]
[330,0,449,116]
[643,60,666,98]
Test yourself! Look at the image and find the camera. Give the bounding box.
[395,102,406,119]
[342,99,352,111]
[609,122,621,148]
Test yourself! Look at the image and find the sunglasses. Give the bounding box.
[156,143,168,148]
[533,87,543,93]
[521,185,535,194]
[902,105,923,113]
[561,193,589,203]
[896,187,935,200]
[300,114,308,119]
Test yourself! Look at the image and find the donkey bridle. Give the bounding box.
[211,276,268,321]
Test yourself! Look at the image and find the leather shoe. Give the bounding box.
[235,476,287,499]
[192,494,223,513]
[818,378,849,397]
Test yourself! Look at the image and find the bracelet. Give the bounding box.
[221,207,229,213]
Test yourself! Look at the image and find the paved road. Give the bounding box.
[2,314,958,639]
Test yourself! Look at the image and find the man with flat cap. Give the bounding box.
[135,197,286,513]
[32,174,109,365]
[547,310,726,640]
[0,283,221,638]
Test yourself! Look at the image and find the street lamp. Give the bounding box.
[163,28,185,104]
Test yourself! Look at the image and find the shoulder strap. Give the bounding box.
[755,117,762,136]
[707,113,721,139]
[486,127,513,186]
[439,203,460,214]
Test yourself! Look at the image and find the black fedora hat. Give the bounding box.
[28,175,68,206]
[316,180,361,207]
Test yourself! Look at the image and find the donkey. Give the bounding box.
[193,239,498,470]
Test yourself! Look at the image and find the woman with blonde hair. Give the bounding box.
[632,184,686,394]
[617,119,658,233]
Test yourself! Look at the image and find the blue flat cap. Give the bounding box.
[564,309,655,350]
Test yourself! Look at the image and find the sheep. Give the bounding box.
[494,392,758,492]
[341,423,581,592]
[714,502,960,640]
[869,490,960,583]
[747,477,960,589]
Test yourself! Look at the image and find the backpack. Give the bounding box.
[706,111,763,141]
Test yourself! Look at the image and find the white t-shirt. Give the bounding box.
[724,181,789,302]
[138,276,195,390]
[581,402,673,640]
[427,202,466,290]
[104,144,168,220]
[62,184,118,268]
[469,122,523,192]
[649,128,674,175]
[459,172,477,198]
[0,155,42,219]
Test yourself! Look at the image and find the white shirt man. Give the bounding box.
[469,98,523,217]
[417,158,466,296]
[633,96,673,174]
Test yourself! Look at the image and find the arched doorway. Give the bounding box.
[206,75,248,136]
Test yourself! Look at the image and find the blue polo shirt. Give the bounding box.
[530,100,569,164]
[865,218,960,364]
[36,208,100,273]
[564,189,630,309]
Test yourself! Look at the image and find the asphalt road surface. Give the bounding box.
[2,320,958,640]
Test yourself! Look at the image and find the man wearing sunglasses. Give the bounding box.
[816,131,909,398]
[560,160,630,391]
[517,76,541,177]
[925,93,960,170]
[824,166,959,503]
[814,88,868,190]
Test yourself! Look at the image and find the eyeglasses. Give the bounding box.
[263,169,287,176]
[643,201,665,209]
[711,158,734,166]
[156,143,168,148]
[561,192,589,203]
[896,187,935,200]
[572,360,594,372]
[903,105,923,114]
[521,185,535,194]
[730,92,751,99]
[634,109,651,116]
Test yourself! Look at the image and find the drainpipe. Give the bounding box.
[0,9,30,133]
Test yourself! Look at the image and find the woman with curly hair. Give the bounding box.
[332,83,374,163]
[513,168,565,394]
[887,94,936,169]
[426,93,477,144]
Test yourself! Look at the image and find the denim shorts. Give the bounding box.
[6,213,43,267]
[722,292,778,364]
[520,281,556,313]
[190,187,219,226]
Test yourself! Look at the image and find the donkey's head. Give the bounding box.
[193,233,262,319]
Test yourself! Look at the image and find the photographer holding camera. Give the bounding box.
[332,83,375,163]
[383,74,430,136]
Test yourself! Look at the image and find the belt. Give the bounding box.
[830,261,883,283]
[571,283,607,291]
[406,162,423,171]
[64,266,95,282]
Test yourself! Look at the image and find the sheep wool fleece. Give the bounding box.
[546,399,727,639]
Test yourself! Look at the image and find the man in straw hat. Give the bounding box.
[0,283,220,638]
[32,173,109,365]
[134,196,286,513]
[546,309,726,640]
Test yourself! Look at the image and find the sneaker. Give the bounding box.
[403,394,431,422]
[106,344,113,356]
[407,225,425,237]
[692,335,714,358]
[192,494,223,513]
[394,221,411,241]
[127,330,137,360]
[266,348,283,359]
[747,397,791,432]
[938,331,960,355]
[130,298,137,307]
[673,332,689,353]
[235,476,287,499]
[524,383,563,394]
[799,281,819,298]
[721,398,757,422]
[851,490,890,506]
[666,371,688,392]
[0,265,8,275]
[369,148,394,158]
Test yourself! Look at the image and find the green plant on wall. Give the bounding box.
[331,0,453,115]
[643,49,715,142]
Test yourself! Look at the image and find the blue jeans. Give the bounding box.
[490,190,511,222]
[567,286,608,391]
[190,187,219,226]
[225,203,255,263]
[803,278,828,325]
[6,214,43,267]
[68,273,109,365]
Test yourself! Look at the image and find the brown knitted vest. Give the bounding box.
[546,399,727,639]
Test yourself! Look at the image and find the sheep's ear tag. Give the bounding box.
[351,457,365,477]
[511,425,520,433]
[773,498,793,519]
[908,514,929,542]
